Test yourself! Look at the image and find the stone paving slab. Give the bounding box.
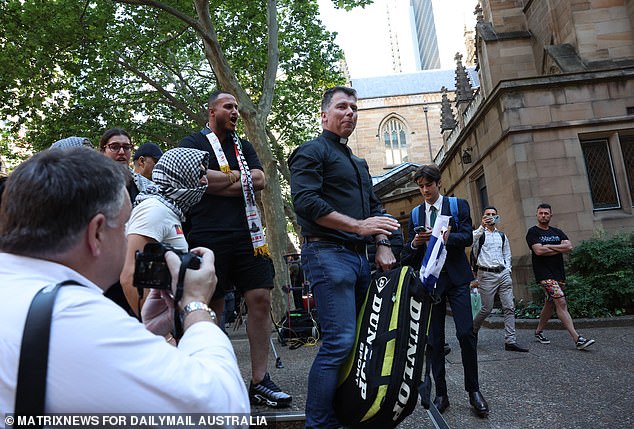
[228,316,634,428]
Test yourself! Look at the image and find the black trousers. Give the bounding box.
[429,272,479,396]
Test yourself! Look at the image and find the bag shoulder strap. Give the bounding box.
[413,198,459,231]
[14,280,82,426]
[448,197,459,227]
[478,230,505,250]
[411,203,425,228]
[471,230,506,270]
[498,230,506,246]
[471,233,485,271]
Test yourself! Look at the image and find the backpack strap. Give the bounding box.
[411,203,425,229]
[448,197,459,228]
[413,198,458,229]
[471,230,506,272]
[471,233,485,272]
[14,280,82,427]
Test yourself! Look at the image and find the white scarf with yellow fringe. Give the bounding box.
[205,129,269,256]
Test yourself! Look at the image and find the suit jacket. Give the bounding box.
[401,197,474,286]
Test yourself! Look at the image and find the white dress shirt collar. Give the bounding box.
[0,252,101,293]
[425,195,443,226]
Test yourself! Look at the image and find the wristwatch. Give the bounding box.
[376,239,392,247]
[181,301,217,324]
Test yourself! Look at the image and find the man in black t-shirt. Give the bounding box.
[179,91,291,408]
[526,203,595,350]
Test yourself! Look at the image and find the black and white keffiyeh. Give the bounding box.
[50,136,92,149]
[135,148,209,221]
[131,170,155,197]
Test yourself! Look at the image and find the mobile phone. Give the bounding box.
[414,226,426,233]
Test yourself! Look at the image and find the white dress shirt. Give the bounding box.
[0,253,249,414]
[425,195,444,228]
[410,196,444,250]
[472,226,511,271]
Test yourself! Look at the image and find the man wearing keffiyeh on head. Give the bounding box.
[120,148,210,319]
[179,91,291,408]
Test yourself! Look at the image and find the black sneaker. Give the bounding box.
[535,331,550,344]
[249,372,292,408]
[575,336,595,350]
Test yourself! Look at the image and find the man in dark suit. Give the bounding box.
[402,164,489,418]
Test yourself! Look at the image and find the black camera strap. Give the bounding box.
[14,280,83,429]
[172,253,197,339]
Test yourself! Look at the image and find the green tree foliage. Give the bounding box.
[0,0,360,150]
[0,0,371,316]
[515,232,634,319]
[565,232,634,318]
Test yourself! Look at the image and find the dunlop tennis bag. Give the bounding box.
[334,266,432,428]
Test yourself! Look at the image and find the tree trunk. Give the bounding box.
[115,0,290,321]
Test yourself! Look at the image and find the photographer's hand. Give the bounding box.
[142,289,174,336]
[166,247,218,329]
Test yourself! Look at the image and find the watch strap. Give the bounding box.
[180,301,217,324]
[376,239,392,247]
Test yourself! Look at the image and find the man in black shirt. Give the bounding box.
[289,86,399,428]
[179,91,291,408]
[526,203,595,350]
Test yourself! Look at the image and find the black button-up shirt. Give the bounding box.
[289,130,384,243]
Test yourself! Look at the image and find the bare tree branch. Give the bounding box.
[133,25,190,63]
[102,99,168,108]
[113,0,236,102]
[156,49,203,106]
[115,0,202,31]
[114,55,201,122]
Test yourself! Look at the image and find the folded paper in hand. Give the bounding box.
[419,214,450,294]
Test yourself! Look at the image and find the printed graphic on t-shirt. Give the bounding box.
[539,234,562,244]
[175,225,184,235]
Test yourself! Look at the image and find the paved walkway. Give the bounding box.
[228,316,634,428]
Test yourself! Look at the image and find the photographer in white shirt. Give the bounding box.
[0,147,248,415]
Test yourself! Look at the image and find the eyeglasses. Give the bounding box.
[105,143,134,152]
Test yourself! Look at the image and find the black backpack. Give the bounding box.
[334,266,432,428]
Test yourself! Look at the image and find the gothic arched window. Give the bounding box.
[382,117,408,166]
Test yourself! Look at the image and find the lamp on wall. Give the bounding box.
[461,147,473,165]
[423,106,433,162]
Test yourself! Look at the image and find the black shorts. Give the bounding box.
[189,231,274,299]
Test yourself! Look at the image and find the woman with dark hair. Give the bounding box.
[99,128,154,315]
[99,128,153,204]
